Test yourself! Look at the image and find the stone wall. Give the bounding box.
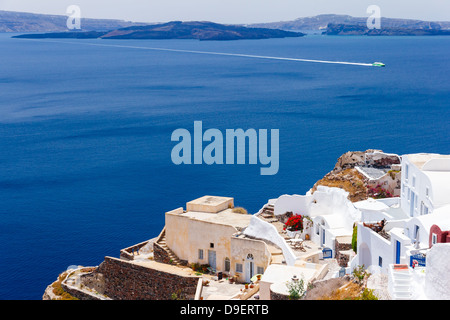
[269,289,289,300]
[335,238,353,267]
[83,256,199,300]
[61,282,103,300]
[275,211,293,224]
[153,242,171,264]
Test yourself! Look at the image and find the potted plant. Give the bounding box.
[244,283,249,290]
[284,214,304,238]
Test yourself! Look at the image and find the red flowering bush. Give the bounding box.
[284,214,303,232]
[367,184,393,199]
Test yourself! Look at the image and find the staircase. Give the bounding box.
[156,230,183,266]
[388,264,413,300]
[260,204,275,218]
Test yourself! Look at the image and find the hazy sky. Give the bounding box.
[1,0,449,23]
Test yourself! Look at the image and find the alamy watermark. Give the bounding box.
[367,5,381,30]
[66,5,82,30]
[171,121,279,175]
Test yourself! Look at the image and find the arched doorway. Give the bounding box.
[358,242,372,268]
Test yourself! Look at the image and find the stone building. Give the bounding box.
[161,196,271,283]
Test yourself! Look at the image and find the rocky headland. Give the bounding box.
[311,150,401,202]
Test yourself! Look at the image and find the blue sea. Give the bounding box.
[0,33,449,299]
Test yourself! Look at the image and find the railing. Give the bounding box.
[322,247,332,259]
[410,253,426,267]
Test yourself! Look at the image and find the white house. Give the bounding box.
[355,153,450,277]
[401,153,450,217]
[256,186,360,260]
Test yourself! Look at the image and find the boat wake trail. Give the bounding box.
[20,39,376,67]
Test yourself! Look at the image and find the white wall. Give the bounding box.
[425,243,450,300]
[273,194,313,216]
[243,215,297,266]
[401,155,434,218]
[356,221,393,273]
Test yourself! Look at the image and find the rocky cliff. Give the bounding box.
[311,150,401,202]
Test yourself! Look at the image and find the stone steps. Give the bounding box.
[157,233,183,266]
[260,204,275,218]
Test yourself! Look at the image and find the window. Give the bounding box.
[210,243,214,249]
[412,176,416,188]
[426,187,430,199]
[405,164,409,182]
[378,256,383,268]
[224,258,230,272]
[424,205,429,215]
[432,233,438,245]
[246,253,254,260]
[414,225,419,240]
[198,249,204,260]
[236,263,243,273]
[257,266,264,275]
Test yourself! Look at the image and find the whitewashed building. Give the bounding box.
[252,186,360,260]
[354,153,450,277]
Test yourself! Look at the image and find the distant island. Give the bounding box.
[12,21,305,41]
[249,14,450,33]
[0,10,145,32]
[4,10,450,38]
[323,23,450,36]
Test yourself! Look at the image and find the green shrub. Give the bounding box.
[286,276,306,300]
[352,225,357,253]
[356,288,379,300]
[352,265,370,284]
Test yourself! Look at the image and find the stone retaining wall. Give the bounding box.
[335,238,353,267]
[61,281,103,300]
[269,289,289,300]
[89,256,199,300]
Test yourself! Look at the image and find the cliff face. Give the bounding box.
[312,150,401,202]
[312,168,368,202]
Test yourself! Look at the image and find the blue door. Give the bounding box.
[396,241,401,264]
[208,250,216,271]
